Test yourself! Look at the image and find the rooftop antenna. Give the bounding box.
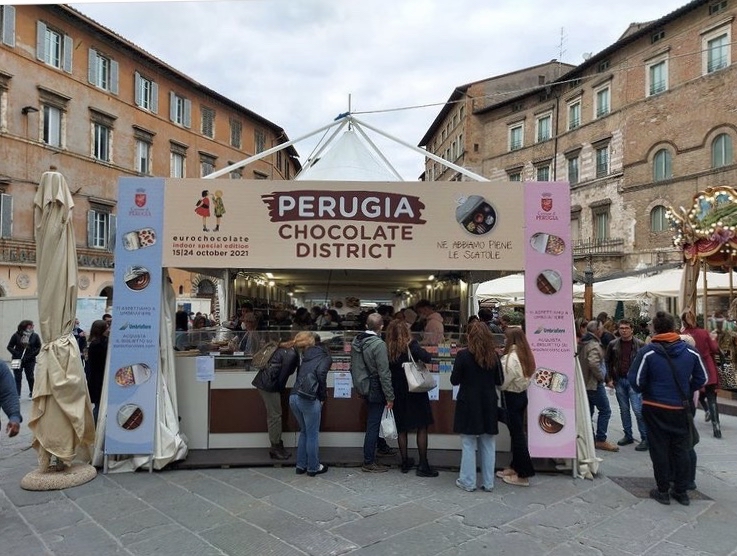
[558,27,567,72]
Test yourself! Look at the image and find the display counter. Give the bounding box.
[174,331,511,453]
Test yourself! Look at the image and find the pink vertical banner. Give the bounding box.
[524,182,576,458]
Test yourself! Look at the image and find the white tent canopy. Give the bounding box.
[475,268,737,306]
[594,268,736,300]
[296,128,401,181]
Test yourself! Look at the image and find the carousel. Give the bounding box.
[667,186,737,436]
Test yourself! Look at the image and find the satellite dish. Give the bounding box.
[582,52,592,60]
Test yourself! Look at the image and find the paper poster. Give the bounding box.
[333,372,352,398]
[427,374,440,401]
[196,356,215,382]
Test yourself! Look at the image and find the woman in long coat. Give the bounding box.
[385,319,438,477]
[450,320,502,492]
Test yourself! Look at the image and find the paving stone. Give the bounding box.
[267,489,341,523]
[333,502,442,546]
[642,540,719,556]
[128,527,225,556]
[60,473,122,500]
[237,503,357,555]
[203,468,294,499]
[145,488,238,533]
[18,499,88,533]
[455,498,526,529]
[172,474,260,515]
[200,521,305,556]
[42,520,129,555]
[347,516,481,556]
[96,508,178,546]
[436,529,558,556]
[545,538,636,556]
[577,498,692,554]
[510,491,621,544]
[666,504,737,556]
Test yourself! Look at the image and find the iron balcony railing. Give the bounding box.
[572,237,625,258]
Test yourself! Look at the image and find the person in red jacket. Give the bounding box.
[681,311,721,438]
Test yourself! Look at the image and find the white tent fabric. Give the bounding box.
[296,129,401,181]
[475,273,585,303]
[594,268,735,300]
[92,271,188,472]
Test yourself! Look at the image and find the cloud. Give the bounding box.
[71,0,686,179]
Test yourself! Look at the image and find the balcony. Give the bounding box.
[572,237,626,259]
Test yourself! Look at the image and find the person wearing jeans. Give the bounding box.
[450,321,503,492]
[350,313,395,473]
[606,319,647,450]
[289,332,331,477]
[458,434,495,491]
[579,320,619,452]
[289,394,323,474]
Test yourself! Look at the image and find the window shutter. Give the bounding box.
[183,98,192,128]
[88,48,97,84]
[134,72,141,106]
[87,210,95,247]
[110,59,119,94]
[108,214,117,251]
[36,21,46,61]
[0,194,12,238]
[2,6,15,47]
[151,81,159,114]
[63,34,73,73]
[169,91,176,122]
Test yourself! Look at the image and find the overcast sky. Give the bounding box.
[64,0,688,179]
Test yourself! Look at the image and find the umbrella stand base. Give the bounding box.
[20,463,97,491]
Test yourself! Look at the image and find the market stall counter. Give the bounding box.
[174,329,511,452]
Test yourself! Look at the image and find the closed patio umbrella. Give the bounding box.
[25,170,96,485]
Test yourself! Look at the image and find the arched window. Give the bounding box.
[712,133,733,167]
[653,149,672,181]
[650,205,668,232]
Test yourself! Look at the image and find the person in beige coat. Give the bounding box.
[497,327,536,486]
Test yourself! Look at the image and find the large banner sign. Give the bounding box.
[162,180,525,271]
[523,183,576,458]
[105,178,164,455]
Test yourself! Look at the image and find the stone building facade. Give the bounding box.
[0,4,300,305]
[420,0,737,279]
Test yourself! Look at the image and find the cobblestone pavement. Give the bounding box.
[2,391,737,556]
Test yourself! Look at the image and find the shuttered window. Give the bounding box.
[0,193,12,238]
[36,21,72,72]
[88,48,119,94]
[1,5,16,47]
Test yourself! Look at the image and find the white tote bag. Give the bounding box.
[403,348,436,393]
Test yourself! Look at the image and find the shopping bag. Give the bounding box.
[379,407,398,440]
[403,349,436,393]
[10,359,21,370]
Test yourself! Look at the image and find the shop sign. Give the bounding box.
[160,179,526,271]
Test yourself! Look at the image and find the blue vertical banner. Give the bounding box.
[105,178,165,455]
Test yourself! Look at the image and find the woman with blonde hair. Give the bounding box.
[497,327,536,486]
[450,321,503,492]
[385,320,438,477]
[289,332,332,476]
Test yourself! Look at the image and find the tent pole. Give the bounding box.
[351,115,490,182]
[204,119,346,179]
[702,260,708,318]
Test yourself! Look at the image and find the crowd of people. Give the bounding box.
[0,302,723,506]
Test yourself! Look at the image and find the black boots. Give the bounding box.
[400,458,415,473]
[269,441,291,460]
[416,461,439,477]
